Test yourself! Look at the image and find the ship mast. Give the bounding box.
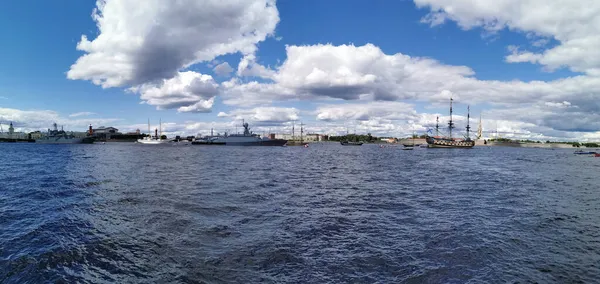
[448,97,455,139]
[477,113,482,139]
[300,122,304,144]
[147,119,150,138]
[435,116,439,137]
[465,105,471,140]
[159,118,162,139]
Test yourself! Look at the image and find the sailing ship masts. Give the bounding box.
[435,116,439,136]
[159,118,162,139]
[477,113,482,139]
[465,105,471,139]
[300,122,304,143]
[448,98,454,139]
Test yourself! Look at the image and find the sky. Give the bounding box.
[1,0,600,141]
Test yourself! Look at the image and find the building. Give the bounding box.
[28,131,44,140]
[0,122,29,140]
[274,133,328,142]
[92,126,121,140]
[93,126,120,134]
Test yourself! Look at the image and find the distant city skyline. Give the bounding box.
[1,0,600,141]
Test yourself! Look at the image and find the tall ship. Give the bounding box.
[425,98,475,148]
[286,121,308,146]
[36,123,95,144]
[137,119,172,145]
[193,121,287,146]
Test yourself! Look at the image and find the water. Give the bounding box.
[1,143,599,283]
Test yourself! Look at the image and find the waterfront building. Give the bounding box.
[0,122,29,140]
[274,133,327,142]
[92,126,121,139]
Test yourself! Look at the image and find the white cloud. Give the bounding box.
[315,101,417,122]
[221,78,302,106]
[236,54,276,78]
[0,107,120,133]
[67,0,279,111]
[544,101,572,108]
[217,106,299,123]
[213,62,234,77]
[414,0,600,74]
[131,71,218,113]
[223,43,600,107]
[69,112,96,117]
[222,43,478,105]
[214,42,600,139]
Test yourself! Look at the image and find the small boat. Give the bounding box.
[340,141,363,146]
[595,153,600,157]
[403,130,416,150]
[574,150,597,155]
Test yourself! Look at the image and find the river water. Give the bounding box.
[1,143,599,283]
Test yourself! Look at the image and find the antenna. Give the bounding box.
[159,118,162,139]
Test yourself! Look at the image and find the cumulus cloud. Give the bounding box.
[221,78,302,106]
[223,43,600,107]
[237,54,276,78]
[222,43,478,105]
[414,0,600,75]
[487,103,600,133]
[315,101,417,122]
[213,62,234,77]
[67,0,279,111]
[131,71,219,113]
[217,106,299,123]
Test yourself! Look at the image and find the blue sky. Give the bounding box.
[1,0,599,140]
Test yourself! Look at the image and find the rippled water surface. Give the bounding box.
[1,143,600,283]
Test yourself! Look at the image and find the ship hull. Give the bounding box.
[426,136,475,148]
[136,139,172,145]
[340,141,363,146]
[286,141,308,146]
[191,140,226,145]
[226,139,287,146]
[36,137,95,144]
[192,139,287,146]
